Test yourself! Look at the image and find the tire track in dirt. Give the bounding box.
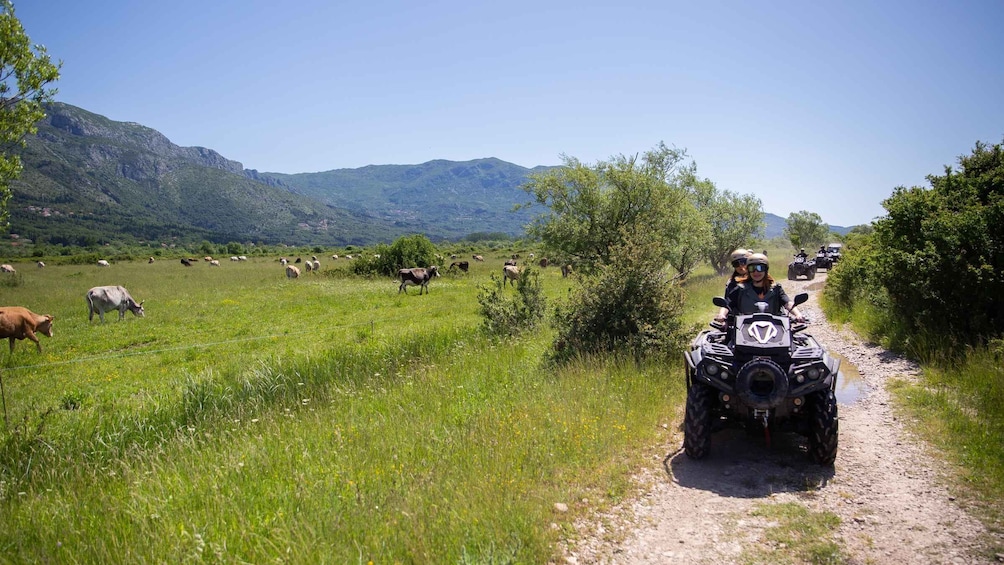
[561,272,992,564]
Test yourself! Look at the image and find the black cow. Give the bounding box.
[181,258,192,267]
[449,261,469,272]
[398,266,440,295]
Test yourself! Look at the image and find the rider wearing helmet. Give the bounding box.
[716,253,806,322]
[724,248,751,298]
[796,247,808,260]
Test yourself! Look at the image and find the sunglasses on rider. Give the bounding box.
[749,263,768,273]
[731,258,747,268]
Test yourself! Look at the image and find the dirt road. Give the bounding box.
[562,272,993,564]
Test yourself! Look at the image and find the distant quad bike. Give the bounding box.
[825,243,843,265]
[787,255,817,280]
[814,249,833,270]
[683,294,840,464]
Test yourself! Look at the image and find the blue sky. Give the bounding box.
[18,0,1004,227]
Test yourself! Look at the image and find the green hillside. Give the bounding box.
[11,103,396,247]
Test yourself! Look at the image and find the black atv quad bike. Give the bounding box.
[683,294,839,464]
[787,255,817,280]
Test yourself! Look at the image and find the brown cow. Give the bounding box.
[561,264,573,278]
[449,260,469,272]
[0,307,54,353]
[286,265,301,279]
[538,258,549,268]
[398,266,440,294]
[503,265,520,287]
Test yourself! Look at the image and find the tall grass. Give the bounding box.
[0,256,710,562]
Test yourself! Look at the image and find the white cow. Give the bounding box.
[286,265,300,279]
[97,259,110,267]
[209,259,221,266]
[304,261,313,273]
[86,285,145,323]
[0,264,14,273]
[312,260,320,271]
[37,261,46,268]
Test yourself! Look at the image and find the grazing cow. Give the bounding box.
[1,264,14,273]
[312,260,320,271]
[238,255,248,261]
[280,257,288,265]
[148,257,155,264]
[97,259,110,267]
[539,258,549,268]
[209,259,221,266]
[230,256,239,261]
[561,264,573,278]
[503,265,521,287]
[345,255,354,260]
[331,254,339,260]
[286,265,300,279]
[0,307,54,353]
[86,286,144,323]
[529,253,535,259]
[304,261,313,273]
[204,256,212,262]
[473,255,484,262]
[181,258,192,267]
[449,260,469,273]
[504,258,517,267]
[295,257,302,263]
[37,261,46,268]
[398,266,440,295]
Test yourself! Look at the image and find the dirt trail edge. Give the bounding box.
[561,272,991,565]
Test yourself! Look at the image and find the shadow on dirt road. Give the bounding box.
[665,428,835,498]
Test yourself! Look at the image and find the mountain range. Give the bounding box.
[10,102,849,248]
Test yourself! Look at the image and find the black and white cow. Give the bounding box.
[398,266,440,295]
[86,285,145,323]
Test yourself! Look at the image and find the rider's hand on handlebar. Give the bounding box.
[714,314,726,323]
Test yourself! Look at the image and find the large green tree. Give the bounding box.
[520,142,692,359]
[703,188,765,274]
[0,0,60,230]
[784,210,828,251]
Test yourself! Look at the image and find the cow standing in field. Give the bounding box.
[503,265,521,287]
[148,257,155,264]
[0,306,54,353]
[286,265,300,278]
[304,261,313,273]
[181,258,192,267]
[86,286,145,323]
[1,264,14,273]
[449,260,469,273]
[561,264,573,278]
[473,255,484,262]
[398,266,440,295]
[97,259,110,267]
[538,258,548,268]
[209,259,221,266]
[37,261,46,268]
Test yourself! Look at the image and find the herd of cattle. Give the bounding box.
[0,252,574,354]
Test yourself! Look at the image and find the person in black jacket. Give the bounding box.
[716,253,805,322]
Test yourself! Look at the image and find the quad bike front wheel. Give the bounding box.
[807,389,838,465]
[684,381,714,459]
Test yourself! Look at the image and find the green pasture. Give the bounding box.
[0,255,719,563]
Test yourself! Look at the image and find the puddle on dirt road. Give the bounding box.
[831,351,866,404]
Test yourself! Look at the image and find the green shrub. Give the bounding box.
[477,267,547,337]
[552,238,686,362]
[352,235,437,277]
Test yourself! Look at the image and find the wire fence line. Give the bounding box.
[1,315,405,372]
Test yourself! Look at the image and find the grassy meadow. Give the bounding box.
[0,254,723,563]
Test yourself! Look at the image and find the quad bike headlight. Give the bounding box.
[807,367,821,379]
[704,363,720,376]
